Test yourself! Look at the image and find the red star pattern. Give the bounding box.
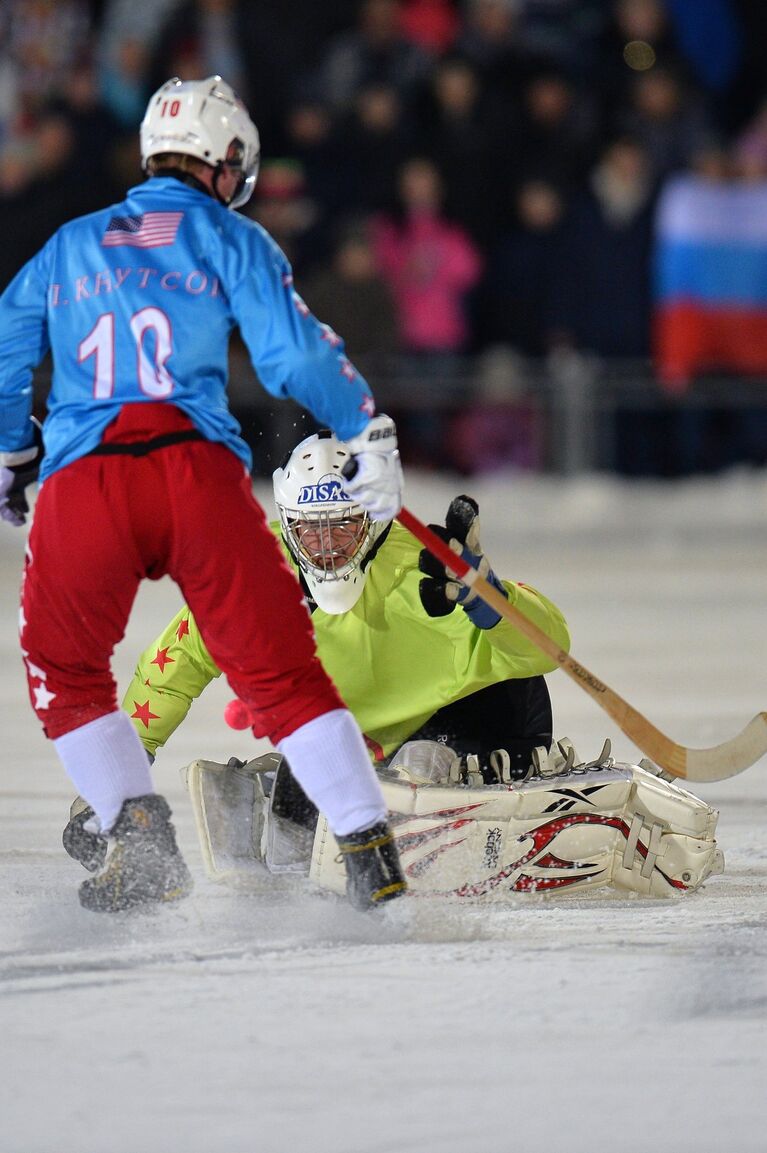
[282,272,293,287]
[131,700,160,729]
[340,358,356,381]
[320,324,342,348]
[176,618,190,641]
[359,394,376,418]
[151,646,175,673]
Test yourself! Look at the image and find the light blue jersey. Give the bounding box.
[0,177,375,480]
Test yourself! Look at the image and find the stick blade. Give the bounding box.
[679,711,767,782]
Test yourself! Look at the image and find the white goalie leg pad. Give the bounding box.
[182,754,280,881]
[310,743,724,900]
[182,753,316,881]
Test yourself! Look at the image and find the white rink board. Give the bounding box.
[2,469,767,1153]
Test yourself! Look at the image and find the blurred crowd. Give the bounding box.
[2,0,767,475]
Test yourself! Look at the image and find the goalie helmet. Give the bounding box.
[140,76,260,209]
[272,431,390,614]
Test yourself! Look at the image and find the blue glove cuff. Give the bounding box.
[456,549,507,629]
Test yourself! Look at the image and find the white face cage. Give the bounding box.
[292,510,370,576]
[140,76,260,209]
[273,432,389,614]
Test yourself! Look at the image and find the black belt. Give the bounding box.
[89,429,205,457]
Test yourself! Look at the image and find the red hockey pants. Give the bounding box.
[20,404,343,742]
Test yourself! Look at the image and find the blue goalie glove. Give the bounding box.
[418,495,507,629]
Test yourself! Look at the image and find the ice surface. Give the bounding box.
[2,471,767,1153]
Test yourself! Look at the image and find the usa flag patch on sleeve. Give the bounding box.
[102,212,183,248]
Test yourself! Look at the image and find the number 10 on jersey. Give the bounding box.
[78,307,174,398]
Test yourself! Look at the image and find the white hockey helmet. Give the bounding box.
[273,431,391,614]
[140,76,260,209]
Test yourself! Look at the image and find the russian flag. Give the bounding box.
[653,176,767,388]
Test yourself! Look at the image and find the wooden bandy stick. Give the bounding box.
[397,506,767,783]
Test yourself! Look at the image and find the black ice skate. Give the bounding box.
[335,821,407,911]
[63,796,108,873]
[79,794,193,913]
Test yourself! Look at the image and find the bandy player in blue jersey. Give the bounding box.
[0,76,406,913]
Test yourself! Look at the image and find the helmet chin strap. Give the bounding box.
[157,162,239,208]
[211,164,230,206]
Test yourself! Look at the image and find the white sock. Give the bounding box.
[54,711,155,834]
[278,708,386,836]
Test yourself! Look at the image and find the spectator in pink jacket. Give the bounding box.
[372,155,482,354]
[371,155,482,465]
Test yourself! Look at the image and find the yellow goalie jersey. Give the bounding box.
[122,521,570,761]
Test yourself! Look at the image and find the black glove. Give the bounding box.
[0,418,43,527]
[418,495,507,629]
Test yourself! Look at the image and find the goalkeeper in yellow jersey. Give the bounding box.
[64,429,571,873]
